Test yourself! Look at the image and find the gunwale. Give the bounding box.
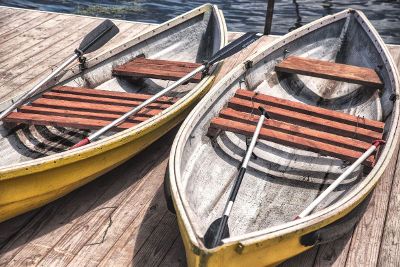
[0,4,228,181]
[169,8,400,258]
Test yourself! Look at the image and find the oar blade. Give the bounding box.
[208,32,262,65]
[78,19,119,54]
[203,218,230,249]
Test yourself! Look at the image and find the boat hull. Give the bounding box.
[168,9,400,266]
[0,4,227,222]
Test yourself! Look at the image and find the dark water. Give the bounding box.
[1,0,400,44]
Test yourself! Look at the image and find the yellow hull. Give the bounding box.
[0,77,214,222]
[175,185,372,267]
[168,9,400,267]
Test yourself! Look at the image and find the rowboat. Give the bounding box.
[0,4,227,222]
[167,9,399,266]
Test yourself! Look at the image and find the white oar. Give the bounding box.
[204,106,269,248]
[296,140,385,220]
[70,32,263,149]
[0,19,119,121]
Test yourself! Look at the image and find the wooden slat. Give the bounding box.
[228,97,383,143]
[235,89,384,132]
[31,98,170,115]
[130,57,201,69]
[42,91,174,107]
[3,112,135,130]
[113,58,202,83]
[18,106,156,123]
[219,108,371,152]
[209,117,375,167]
[275,56,383,88]
[52,86,177,104]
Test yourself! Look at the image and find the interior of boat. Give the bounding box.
[176,10,398,244]
[0,7,222,166]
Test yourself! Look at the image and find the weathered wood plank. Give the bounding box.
[130,212,180,267]
[376,156,400,266]
[0,10,43,37]
[72,165,169,266]
[276,56,383,88]
[113,58,202,82]
[0,13,58,46]
[343,146,399,266]
[158,237,187,267]
[52,86,177,104]
[18,106,155,121]
[3,111,136,130]
[42,91,175,107]
[31,98,170,114]
[313,232,352,266]
[279,246,319,267]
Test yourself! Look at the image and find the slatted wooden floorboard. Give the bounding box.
[3,86,178,130]
[0,6,400,267]
[209,91,384,167]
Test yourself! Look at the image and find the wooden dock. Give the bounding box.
[0,6,399,267]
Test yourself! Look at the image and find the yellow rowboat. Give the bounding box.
[167,9,399,266]
[0,4,227,222]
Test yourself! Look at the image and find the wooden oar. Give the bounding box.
[204,106,269,249]
[0,19,119,121]
[295,139,385,220]
[70,32,263,149]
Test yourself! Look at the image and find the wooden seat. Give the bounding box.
[3,86,179,131]
[208,89,385,167]
[112,57,203,83]
[275,56,383,88]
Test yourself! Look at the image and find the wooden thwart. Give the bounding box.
[275,56,383,88]
[208,89,385,167]
[3,86,178,130]
[112,57,203,83]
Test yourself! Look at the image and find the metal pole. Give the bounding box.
[263,0,275,35]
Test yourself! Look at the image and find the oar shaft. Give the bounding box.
[0,53,78,120]
[85,64,206,143]
[212,108,267,247]
[297,142,381,219]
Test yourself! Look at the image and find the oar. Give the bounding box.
[0,19,119,121]
[70,32,263,149]
[204,106,269,249]
[295,139,385,220]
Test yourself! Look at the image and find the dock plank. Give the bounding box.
[0,15,93,71]
[376,156,400,266]
[67,163,169,266]
[0,12,58,46]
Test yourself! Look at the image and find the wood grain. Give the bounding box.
[228,97,383,143]
[276,56,383,88]
[209,117,375,166]
[235,89,385,132]
[113,57,202,83]
[220,108,371,152]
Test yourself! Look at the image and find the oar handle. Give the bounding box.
[295,139,385,220]
[69,137,91,150]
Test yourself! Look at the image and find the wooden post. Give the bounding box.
[263,0,275,35]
